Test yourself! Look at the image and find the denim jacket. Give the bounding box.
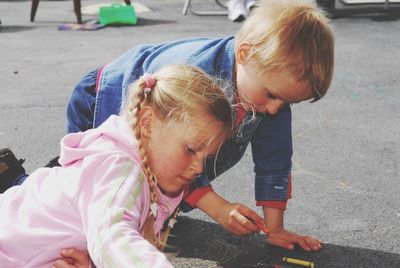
[67,37,292,210]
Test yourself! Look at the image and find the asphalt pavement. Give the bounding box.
[1,0,400,267]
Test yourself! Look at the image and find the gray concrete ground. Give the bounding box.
[1,0,400,267]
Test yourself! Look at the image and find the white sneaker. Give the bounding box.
[245,0,258,13]
[227,0,248,22]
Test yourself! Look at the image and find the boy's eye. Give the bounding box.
[266,92,276,100]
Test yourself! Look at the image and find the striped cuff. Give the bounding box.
[255,174,291,210]
[256,200,288,210]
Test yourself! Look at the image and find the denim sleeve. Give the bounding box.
[251,105,293,201]
[66,69,99,133]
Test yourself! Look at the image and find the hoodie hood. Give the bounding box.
[59,115,141,167]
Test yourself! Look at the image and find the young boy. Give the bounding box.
[1,0,334,252]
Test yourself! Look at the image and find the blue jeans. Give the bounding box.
[66,69,99,133]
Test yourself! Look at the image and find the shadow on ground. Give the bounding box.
[0,25,36,33]
[169,217,400,268]
[136,17,176,27]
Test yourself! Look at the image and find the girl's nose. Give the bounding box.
[190,156,204,176]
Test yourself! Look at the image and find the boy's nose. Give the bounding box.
[266,100,284,115]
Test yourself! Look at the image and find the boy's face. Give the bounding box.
[235,44,313,115]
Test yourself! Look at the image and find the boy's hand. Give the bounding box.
[267,227,322,251]
[262,206,322,251]
[52,248,90,268]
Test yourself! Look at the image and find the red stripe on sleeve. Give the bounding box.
[95,65,107,93]
[256,200,287,210]
[183,186,213,208]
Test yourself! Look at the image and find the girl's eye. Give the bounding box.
[187,146,196,154]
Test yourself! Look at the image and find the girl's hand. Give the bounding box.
[267,227,322,251]
[216,202,264,236]
[195,191,263,236]
[52,248,90,268]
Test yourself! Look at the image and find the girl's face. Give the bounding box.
[146,114,225,197]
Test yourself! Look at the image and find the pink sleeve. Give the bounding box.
[77,155,173,268]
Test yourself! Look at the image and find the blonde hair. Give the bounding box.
[236,0,334,101]
[125,64,232,249]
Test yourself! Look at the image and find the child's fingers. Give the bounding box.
[236,205,264,224]
[228,214,252,235]
[232,222,252,235]
[297,238,312,251]
[60,248,89,264]
[230,209,259,234]
[267,235,294,250]
[300,236,322,251]
[52,259,74,268]
[234,206,263,233]
[294,235,322,252]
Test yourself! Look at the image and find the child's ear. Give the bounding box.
[138,106,154,139]
[236,42,252,64]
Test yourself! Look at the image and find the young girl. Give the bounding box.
[0,64,232,267]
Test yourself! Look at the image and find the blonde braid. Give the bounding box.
[159,207,180,251]
[128,78,161,248]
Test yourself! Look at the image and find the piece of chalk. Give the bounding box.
[253,220,271,236]
[283,257,314,268]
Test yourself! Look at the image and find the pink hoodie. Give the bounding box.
[0,115,182,268]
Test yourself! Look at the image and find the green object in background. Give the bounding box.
[99,3,137,26]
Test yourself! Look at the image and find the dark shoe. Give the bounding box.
[0,148,26,193]
[227,0,249,22]
[44,156,61,168]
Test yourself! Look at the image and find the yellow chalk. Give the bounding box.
[283,257,314,268]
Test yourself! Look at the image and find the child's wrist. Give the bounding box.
[262,206,284,229]
[196,191,229,220]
